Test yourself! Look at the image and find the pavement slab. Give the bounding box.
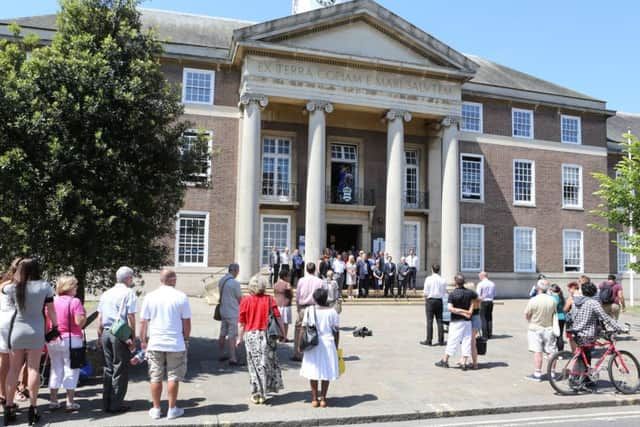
[33,298,640,426]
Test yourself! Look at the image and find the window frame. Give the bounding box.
[460,224,485,272]
[617,232,631,273]
[513,227,537,273]
[460,153,485,202]
[561,164,583,209]
[261,137,293,201]
[512,159,536,207]
[181,129,213,187]
[562,229,584,273]
[561,114,582,145]
[174,210,210,267]
[260,215,291,267]
[404,150,419,208]
[461,101,483,133]
[512,108,534,139]
[182,67,215,105]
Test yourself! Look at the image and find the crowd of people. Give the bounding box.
[268,246,420,299]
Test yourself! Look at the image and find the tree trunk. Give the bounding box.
[75,265,88,304]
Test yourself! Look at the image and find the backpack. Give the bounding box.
[599,282,615,304]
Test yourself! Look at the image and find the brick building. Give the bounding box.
[2,0,637,296]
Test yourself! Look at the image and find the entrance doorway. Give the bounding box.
[327,224,361,254]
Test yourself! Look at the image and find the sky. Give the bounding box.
[1,0,638,113]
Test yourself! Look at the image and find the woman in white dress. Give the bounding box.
[345,255,357,299]
[299,287,339,408]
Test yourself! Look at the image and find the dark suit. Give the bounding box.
[383,261,396,297]
[356,259,371,297]
[397,262,410,297]
[270,251,280,285]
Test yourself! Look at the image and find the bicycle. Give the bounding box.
[547,325,640,395]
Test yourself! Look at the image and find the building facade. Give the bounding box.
[3,0,635,296]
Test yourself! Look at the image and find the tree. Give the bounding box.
[592,132,640,272]
[0,0,209,300]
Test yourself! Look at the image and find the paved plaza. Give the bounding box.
[42,298,640,426]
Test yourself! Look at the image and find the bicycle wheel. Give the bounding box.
[608,350,640,394]
[548,351,582,395]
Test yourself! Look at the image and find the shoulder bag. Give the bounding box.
[267,297,281,339]
[213,277,231,321]
[300,306,319,351]
[68,298,87,369]
[110,293,132,342]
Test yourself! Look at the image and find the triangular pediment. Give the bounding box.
[232,0,477,79]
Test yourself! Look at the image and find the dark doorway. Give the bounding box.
[327,224,361,254]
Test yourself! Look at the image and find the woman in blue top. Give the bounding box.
[550,284,566,351]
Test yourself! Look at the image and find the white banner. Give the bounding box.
[291,0,348,14]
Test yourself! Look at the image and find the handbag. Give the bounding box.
[68,299,87,369]
[476,336,488,356]
[213,277,231,321]
[110,293,132,342]
[300,306,319,351]
[267,297,281,339]
[338,348,345,375]
[552,312,561,337]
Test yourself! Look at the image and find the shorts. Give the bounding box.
[278,306,292,324]
[471,314,481,331]
[527,328,557,354]
[147,350,187,383]
[220,317,238,339]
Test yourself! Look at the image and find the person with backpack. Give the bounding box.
[598,274,625,320]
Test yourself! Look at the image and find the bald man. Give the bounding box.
[476,271,496,339]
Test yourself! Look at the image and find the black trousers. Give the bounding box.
[408,267,417,289]
[290,268,303,287]
[480,300,494,338]
[425,298,444,344]
[358,278,369,297]
[271,264,280,285]
[397,280,407,297]
[384,276,395,297]
[102,331,131,412]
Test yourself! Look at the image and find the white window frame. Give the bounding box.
[182,67,215,105]
[617,232,631,273]
[561,115,582,145]
[402,220,421,267]
[261,137,293,201]
[460,153,484,202]
[460,224,484,272]
[182,129,213,186]
[513,159,536,206]
[404,150,419,208]
[563,229,584,273]
[260,215,291,267]
[561,164,583,209]
[513,227,536,273]
[175,210,209,267]
[512,108,534,139]
[461,101,483,133]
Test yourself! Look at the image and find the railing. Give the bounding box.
[326,186,375,206]
[403,191,429,209]
[261,181,298,203]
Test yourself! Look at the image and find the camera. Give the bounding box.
[353,326,372,338]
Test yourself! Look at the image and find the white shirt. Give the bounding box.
[477,279,496,301]
[406,255,419,268]
[280,252,290,266]
[98,283,138,328]
[423,273,447,299]
[332,259,346,274]
[140,285,191,352]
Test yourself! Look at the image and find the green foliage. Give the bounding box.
[592,132,640,272]
[0,0,210,298]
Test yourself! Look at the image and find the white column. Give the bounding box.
[440,117,460,283]
[235,93,268,283]
[427,132,442,271]
[385,109,412,263]
[304,100,333,264]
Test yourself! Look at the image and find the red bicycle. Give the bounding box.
[548,326,640,395]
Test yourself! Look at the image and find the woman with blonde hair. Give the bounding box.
[47,275,86,411]
[236,274,285,404]
[345,255,357,300]
[1,258,57,425]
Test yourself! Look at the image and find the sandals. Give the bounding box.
[66,402,81,412]
[319,398,328,408]
[16,387,29,401]
[311,399,319,408]
[250,394,265,405]
[49,401,62,411]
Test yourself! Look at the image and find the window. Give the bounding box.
[175,212,209,266]
[262,137,292,200]
[461,224,484,272]
[331,144,357,161]
[514,227,536,272]
[461,102,483,132]
[513,159,535,206]
[618,232,631,273]
[561,115,581,144]
[562,165,583,208]
[563,230,583,272]
[261,216,290,266]
[402,221,420,264]
[330,143,358,204]
[182,68,214,105]
[181,130,212,186]
[405,150,419,207]
[460,154,484,201]
[512,108,534,139]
